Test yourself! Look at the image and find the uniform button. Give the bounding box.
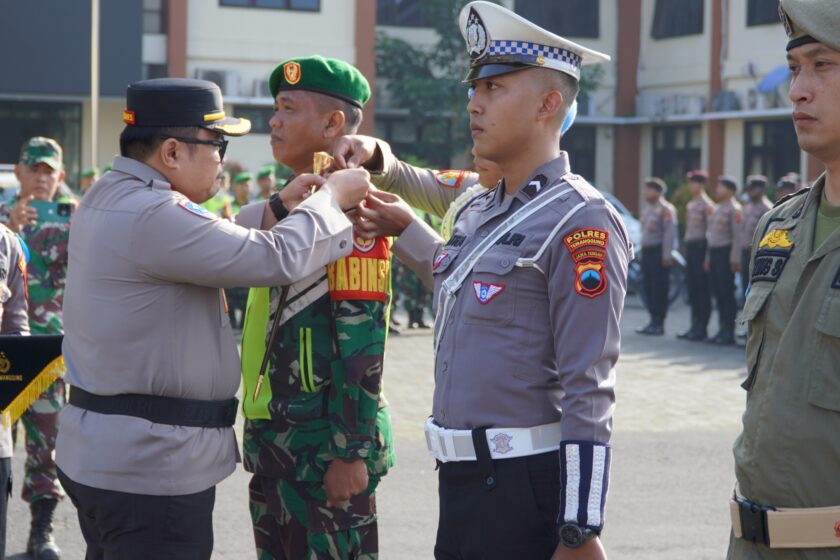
[501,259,510,267]
[339,240,348,249]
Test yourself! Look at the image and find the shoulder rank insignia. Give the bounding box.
[564,228,609,298]
[435,170,467,189]
[177,198,215,220]
[473,281,504,304]
[758,229,793,250]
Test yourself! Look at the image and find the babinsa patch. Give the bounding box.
[564,229,609,298]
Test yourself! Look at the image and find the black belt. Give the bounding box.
[69,387,238,428]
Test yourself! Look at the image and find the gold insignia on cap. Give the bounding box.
[284,61,302,85]
[213,118,251,136]
[122,110,136,125]
[203,111,226,122]
[536,55,546,65]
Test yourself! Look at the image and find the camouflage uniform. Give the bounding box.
[0,199,68,505]
[242,236,395,560]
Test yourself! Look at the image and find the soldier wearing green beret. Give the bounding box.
[728,1,840,557]
[79,167,99,194]
[235,55,394,560]
[256,165,276,201]
[231,171,254,215]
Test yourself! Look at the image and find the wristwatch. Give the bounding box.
[268,192,289,221]
[558,523,597,548]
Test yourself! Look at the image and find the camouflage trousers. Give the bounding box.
[248,474,379,560]
[18,378,65,503]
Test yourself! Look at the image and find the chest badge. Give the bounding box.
[759,229,793,250]
[490,432,513,455]
[473,281,504,304]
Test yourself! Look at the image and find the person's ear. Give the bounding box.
[323,110,347,139]
[159,138,181,170]
[537,90,563,123]
[57,170,66,184]
[13,164,22,182]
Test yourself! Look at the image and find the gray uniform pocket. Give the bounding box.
[808,295,840,411]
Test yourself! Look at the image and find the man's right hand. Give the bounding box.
[321,168,371,211]
[8,195,37,233]
[280,173,326,212]
[333,135,378,170]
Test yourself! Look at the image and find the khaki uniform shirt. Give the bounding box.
[707,198,743,264]
[734,176,840,517]
[56,156,353,495]
[737,197,772,253]
[685,194,715,242]
[641,198,677,261]
[0,225,29,459]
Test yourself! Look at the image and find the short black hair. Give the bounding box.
[119,125,201,162]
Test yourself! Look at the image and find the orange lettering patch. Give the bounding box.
[327,237,391,301]
[564,228,609,299]
[564,229,609,253]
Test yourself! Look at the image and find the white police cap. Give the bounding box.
[459,1,610,82]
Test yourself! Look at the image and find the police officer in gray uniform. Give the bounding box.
[55,78,369,559]
[706,175,743,345]
[354,3,631,558]
[679,170,715,340]
[636,177,677,335]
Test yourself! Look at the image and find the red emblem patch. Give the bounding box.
[433,252,449,271]
[564,228,609,298]
[435,170,466,189]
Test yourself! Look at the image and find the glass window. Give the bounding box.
[376,0,429,27]
[232,106,273,134]
[652,124,701,184]
[143,0,167,34]
[563,125,596,183]
[220,0,320,11]
[743,120,800,182]
[652,0,703,39]
[514,0,599,38]
[747,0,780,26]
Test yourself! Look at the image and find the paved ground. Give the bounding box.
[4,298,747,559]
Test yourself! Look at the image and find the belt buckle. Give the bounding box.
[736,496,774,547]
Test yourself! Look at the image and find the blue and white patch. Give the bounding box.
[473,281,504,304]
[177,199,215,220]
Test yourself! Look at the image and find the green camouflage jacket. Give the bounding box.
[243,236,395,482]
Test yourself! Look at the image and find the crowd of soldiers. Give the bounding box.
[636,170,803,345]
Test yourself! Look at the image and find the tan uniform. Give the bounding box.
[640,198,677,261]
[394,153,632,532]
[56,156,353,496]
[707,197,743,265]
[730,177,840,558]
[684,194,715,242]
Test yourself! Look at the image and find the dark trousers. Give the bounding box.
[0,457,10,560]
[641,245,669,324]
[435,451,560,560]
[709,246,736,333]
[740,248,751,302]
[685,240,711,330]
[57,468,215,560]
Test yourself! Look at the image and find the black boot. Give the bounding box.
[636,321,664,335]
[28,499,61,560]
[709,330,735,345]
[685,327,708,341]
[677,326,694,339]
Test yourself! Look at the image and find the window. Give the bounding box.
[219,0,320,11]
[743,120,800,184]
[374,113,453,169]
[652,125,701,184]
[232,106,274,134]
[747,0,779,26]
[376,0,429,27]
[651,0,703,39]
[143,0,167,34]
[563,125,596,183]
[514,0,599,38]
[143,64,169,79]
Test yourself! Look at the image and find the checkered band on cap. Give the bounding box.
[487,40,583,76]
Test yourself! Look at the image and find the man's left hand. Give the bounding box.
[551,537,607,560]
[324,458,369,508]
[353,188,415,240]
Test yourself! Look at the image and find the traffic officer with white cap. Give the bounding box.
[55,78,370,559]
[354,3,631,558]
[728,1,840,558]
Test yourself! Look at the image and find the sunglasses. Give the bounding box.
[160,136,228,161]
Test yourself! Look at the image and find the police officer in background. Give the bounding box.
[774,173,801,203]
[729,2,840,557]
[55,78,369,559]
[705,175,742,345]
[735,175,772,300]
[352,3,631,558]
[678,170,715,340]
[636,177,677,335]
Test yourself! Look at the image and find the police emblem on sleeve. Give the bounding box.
[435,170,466,189]
[466,8,489,60]
[490,433,513,455]
[433,252,450,271]
[473,281,504,304]
[564,229,610,298]
[177,198,215,220]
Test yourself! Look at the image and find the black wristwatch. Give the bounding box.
[268,193,289,221]
[558,523,597,549]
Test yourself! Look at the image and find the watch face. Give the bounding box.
[560,524,583,548]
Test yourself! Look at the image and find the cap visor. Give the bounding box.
[463,63,532,83]
[205,116,251,137]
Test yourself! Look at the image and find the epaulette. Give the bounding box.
[773,186,810,208]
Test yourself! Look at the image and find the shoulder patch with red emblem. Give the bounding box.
[435,170,467,189]
[328,237,392,302]
[177,198,216,220]
[563,228,609,298]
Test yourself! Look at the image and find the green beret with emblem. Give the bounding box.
[257,165,274,180]
[268,55,371,108]
[233,171,253,185]
[19,137,63,170]
[81,167,99,178]
[779,0,840,52]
